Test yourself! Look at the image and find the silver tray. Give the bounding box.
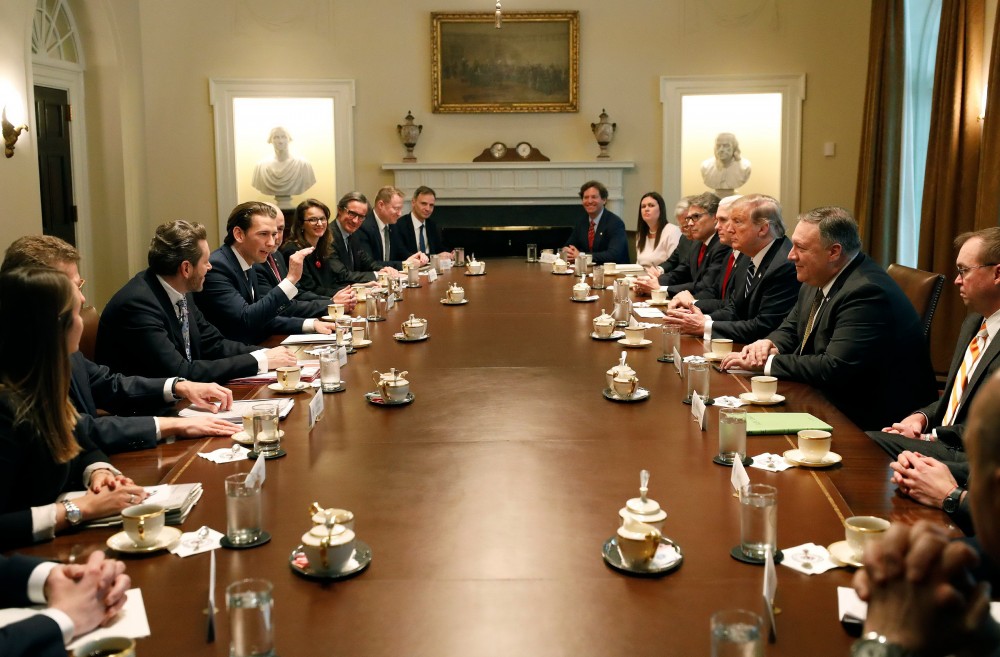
[602,386,650,402]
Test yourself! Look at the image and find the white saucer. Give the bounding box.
[267,382,310,393]
[827,540,862,568]
[738,392,786,406]
[783,449,843,468]
[321,315,345,322]
[106,526,182,553]
[440,298,469,305]
[703,352,729,362]
[352,338,372,348]
[617,338,653,348]
[232,429,285,446]
[648,300,670,306]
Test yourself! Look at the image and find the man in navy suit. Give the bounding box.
[636,192,731,298]
[664,194,799,344]
[355,186,429,270]
[254,206,356,316]
[0,551,131,657]
[2,234,241,453]
[196,201,336,344]
[326,192,401,284]
[562,180,628,265]
[721,206,937,430]
[393,186,451,261]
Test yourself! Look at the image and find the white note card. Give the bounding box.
[338,345,348,367]
[308,389,324,429]
[691,392,706,430]
[731,457,750,493]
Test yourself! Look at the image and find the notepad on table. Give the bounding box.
[745,412,833,435]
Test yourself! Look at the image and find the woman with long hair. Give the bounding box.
[635,191,681,267]
[281,198,343,296]
[0,267,145,550]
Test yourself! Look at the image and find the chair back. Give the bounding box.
[887,263,945,339]
[79,304,100,361]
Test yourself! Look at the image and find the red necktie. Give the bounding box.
[587,220,596,250]
[697,243,707,267]
[267,254,281,281]
[721,252,736,297]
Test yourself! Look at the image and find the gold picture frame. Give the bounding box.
[431,11,579,113]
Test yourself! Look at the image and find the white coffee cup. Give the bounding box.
[624,326,645,345]
[845,516,890,560]
[750,375,778,401]
[613,375,639,398]
[300,525,356,574]
[276,366,301,390]
[352,326,366,344]
[651,288,668,303]
[328,303,344,318]
[797,430,832,461]
[710,338,733,355]
[121,503,166,548]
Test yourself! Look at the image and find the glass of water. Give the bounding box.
[225,473,262,546]
[718,407,747,464]
[526,243,538,262]
[227,578,275,657]
[686,360,710,402]
[251,402,280,457]
[711,609,763,657]
[740,484,777,560]
[319,348,341,392]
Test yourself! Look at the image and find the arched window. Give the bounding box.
[31,0,82,66]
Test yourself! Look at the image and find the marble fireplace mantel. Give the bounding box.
[382,162,635,216]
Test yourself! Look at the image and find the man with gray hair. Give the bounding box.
[356,186,429,270]
[664,194,799,344]
[327,191,401,284]
[721,206,937,429]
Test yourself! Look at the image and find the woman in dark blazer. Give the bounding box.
[281,198,344,297]
[0,267,144,550]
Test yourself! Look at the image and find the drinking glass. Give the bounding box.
[251,402,280,457]
[319,349,341,392]
[711,609,763,657]
[718,408,747,464]
[526,243,538,262]
[227,578,275,657]
[592,264,605,289]
[225,473,262,546]
[740,484,778,560]
[453,246,466,266]
[686,360,710,402]
[660,325,680,362]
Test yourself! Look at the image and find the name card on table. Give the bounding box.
[764,550,778,643]
[673,348,683,375]
[308,389,324,429]
[731,457,750,494]
[539,252,557,264]
[691,391,706,430]
[426,269,438,282]
[246,450,265,488]
[337,345,348,367]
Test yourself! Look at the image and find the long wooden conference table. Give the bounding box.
[20,259,954,656]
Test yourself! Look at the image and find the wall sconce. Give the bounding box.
[2,107,28,158]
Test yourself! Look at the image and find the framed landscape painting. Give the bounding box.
[431,11,579,113]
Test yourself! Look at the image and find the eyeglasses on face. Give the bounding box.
[956,263,997,279]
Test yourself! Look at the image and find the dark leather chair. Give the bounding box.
[79,304,100,361]
[887,264,945,340]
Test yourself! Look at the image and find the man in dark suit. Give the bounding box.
[394,185,451,260]
[195,202,336,344]
[99,220,297,385]
[253,206,356,317]
[669,194,744,311]
[0,551,131,657]
[355,186,429,270]
[721,206,937,430]
[2,234,241,453]
[636,191,731,298]
[867,227,1000,520]
[326,191,400,284]
[562,180,628,265]
[664,194,799,344]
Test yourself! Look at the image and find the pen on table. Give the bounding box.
[207,549,216,643]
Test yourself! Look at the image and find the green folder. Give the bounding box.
[745,412,833,435]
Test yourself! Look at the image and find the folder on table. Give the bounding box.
[745,412,833,435]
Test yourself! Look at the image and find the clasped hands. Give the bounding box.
[719,339,777,372]
[45,551,131,638]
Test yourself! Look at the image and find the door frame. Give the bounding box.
[31,61,92,280]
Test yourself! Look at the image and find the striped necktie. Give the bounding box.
[267,254,281,281]
[176,298,192,361]
[745,261,756,298]
[942,320,989,425]
[383,226,391,261]
[588,220,596,250]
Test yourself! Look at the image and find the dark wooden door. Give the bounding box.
[34,85,76,246]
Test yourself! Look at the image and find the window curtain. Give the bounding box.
[918,0,985,374]
[855,0,905,266]
[974,4,1000,229]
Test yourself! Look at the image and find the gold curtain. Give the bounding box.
[973,5,1000,229]
[855,0,905,266]
[918,0,985,375]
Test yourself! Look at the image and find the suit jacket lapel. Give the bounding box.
[143,269,186,350]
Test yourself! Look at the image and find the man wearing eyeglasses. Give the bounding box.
[866,228,1000,521]
[635,192,730,298]
[721,206,937,430]
[327,192,401,284]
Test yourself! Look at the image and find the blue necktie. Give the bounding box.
[745,262,756,298]
[177,298,192,361]
[419,224,426,253]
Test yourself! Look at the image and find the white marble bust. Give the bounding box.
[251,126,317,202]
[700,132,751,195]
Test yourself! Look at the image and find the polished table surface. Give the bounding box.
[20,259,954,656]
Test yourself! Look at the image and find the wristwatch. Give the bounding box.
[851,633,921,657]
[62,499,83,526]
[943,486,964,514]
[171,377,187,400]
